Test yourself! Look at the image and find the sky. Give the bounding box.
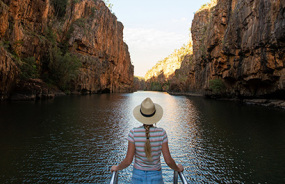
[112,0,211,77]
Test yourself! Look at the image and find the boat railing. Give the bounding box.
[110,170,189,184]
[173,170,189,184]
[110,171,118,184]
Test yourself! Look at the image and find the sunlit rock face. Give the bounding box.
[189,0,285,98]
[145,53,185,81]
[144,53,183,91]
[146,0,284,99]
[144,41,193,91]
[68,0,134,93]
[0,0,133,100]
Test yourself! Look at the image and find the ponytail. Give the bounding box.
[144,124,152,160]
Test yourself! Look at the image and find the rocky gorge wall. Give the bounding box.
[144,41,193,91]
[189,0,285,99]
[0,0,133,100]
[146,0,285,100]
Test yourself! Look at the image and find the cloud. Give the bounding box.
[123,27,189,76]
[170,17,188,23]
[124,27,187,50]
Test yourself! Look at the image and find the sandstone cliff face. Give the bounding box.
[66,0,133,93]
[144,41,193,91]
[190,0,285,98]
[0,47,19,100]
[146,0,285,99]
[0,0,133,100]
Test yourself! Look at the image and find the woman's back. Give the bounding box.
[128,126,168,170]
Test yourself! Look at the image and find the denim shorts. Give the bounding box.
[132,167,164,184]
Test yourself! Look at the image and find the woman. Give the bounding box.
[111,97,183,184]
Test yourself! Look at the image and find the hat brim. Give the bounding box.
[133,103,163,125]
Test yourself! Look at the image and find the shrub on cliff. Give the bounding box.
[162,82,170,91]
[103,0,113,11]
[150,82,162,91]
[133,76,145,91]
[51,0,68,18]
[19,57,39,80]
[145,40,192,81]
[47,47,81,91]
[42,26,81,91]
[209,79,225,94]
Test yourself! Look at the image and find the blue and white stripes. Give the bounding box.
[127,126,168,170]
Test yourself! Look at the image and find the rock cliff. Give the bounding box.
[0,47,19,100]
[146,0,285,100]
[144,41,193,91]
[189,0,285,98]
[0,0,133,100]
[133,76,145,91]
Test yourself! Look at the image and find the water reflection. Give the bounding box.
[0,92,284,183]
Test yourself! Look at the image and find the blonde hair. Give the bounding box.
[144,124,153,160]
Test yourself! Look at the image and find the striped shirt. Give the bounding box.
[127,126,168,171]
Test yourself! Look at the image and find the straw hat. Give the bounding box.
[133,97,163,125]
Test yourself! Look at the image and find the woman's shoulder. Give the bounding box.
[152,126,167,133]
[131,126,167,133]
[131,126,144,132]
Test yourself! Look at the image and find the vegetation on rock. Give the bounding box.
[0,0,133,100]
[145,40,193,91]
[198,0,217,12]
[145,40,192,81]
[145,0,285,100]
[133,76,145,91]
[209,79,225,94]
[46,47,81,91]
[19,57,39,80]
[51,0,68,18]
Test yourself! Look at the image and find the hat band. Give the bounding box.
[140,108,156,117]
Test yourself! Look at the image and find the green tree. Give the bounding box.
[209,79,225,94]
[150,82,162,91]
[51,0,68,18]
[19,57,39,80]
[48,47,81,91]
[103,0,113,11]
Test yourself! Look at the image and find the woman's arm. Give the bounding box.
[162,141,184,172]
[111,141,135,171]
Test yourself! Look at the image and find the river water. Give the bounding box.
[0,91,284,183]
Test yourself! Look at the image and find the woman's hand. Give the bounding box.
[177,164,184,172]
[111,165,118,172]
